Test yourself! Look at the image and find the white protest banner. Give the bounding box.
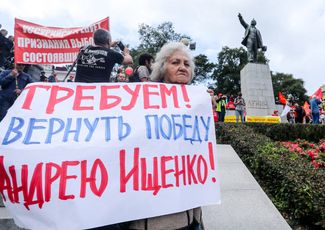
[0,82,221,230]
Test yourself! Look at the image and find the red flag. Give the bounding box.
[278,92,287,105]
[303,101,311,115]
[310,88,323,100]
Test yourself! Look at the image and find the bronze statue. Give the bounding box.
[238,13,267,63]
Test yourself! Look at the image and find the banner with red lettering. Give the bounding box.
[14,18,109,64]
[0,83,220,230]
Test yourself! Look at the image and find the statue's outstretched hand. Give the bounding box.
[238,13,242,18]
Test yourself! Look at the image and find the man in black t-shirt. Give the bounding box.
[75,29,133,83]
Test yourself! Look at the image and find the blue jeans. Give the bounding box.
[235,110,245,123]
[217,111,225,122]
[312,112,320,124]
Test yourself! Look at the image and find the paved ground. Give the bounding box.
[202,145,291,230]
[0,144,291,230]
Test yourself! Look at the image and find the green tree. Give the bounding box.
[193,54,216,85]
[131,22,190,60]
[271,72,308,105]
[131,22,216,86]
[212,46,268,95]
[212,47,247,95]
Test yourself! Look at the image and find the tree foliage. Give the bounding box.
[193,54,216,85]
[212,46,269,95]
[132,22,190,59]
[212,46,247,95]
[271,72,308,105]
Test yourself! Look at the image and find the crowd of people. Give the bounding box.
[1,23,324,127]
[0,24,14,71]
[284,96,324,125]
[209,92,246,123]
[209,92,325,124]
[0,21,324,229]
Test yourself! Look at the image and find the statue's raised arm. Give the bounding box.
[238,13,248,29]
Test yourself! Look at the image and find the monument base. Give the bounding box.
[240,63,276,116]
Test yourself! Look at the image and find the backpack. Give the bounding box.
[128,67,140,82]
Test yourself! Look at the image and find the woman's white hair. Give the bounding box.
[150,42,195,83]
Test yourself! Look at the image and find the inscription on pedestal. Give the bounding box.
[247,100,268,109]
[240,63,275,116]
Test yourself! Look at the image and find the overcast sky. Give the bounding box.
[1,0,324,94]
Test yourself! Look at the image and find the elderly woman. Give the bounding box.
[129,42,204,230]
[150,42,194,84]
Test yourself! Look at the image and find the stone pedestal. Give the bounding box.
[240,63,275,116]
